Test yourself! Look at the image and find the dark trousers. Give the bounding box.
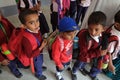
[50,12,58,32]
[72,60,86,73]
[69,1,77,19]
[56,62,70,72]
[72,60,101,77]
[7,58,27,75]
[76,5,88,24]
[34,54,43,77]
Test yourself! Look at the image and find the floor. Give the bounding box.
[0,0,111,80]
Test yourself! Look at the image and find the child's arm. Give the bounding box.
[39,39,47,51]
[22,37,47,58]
[52,38,64,70]
[108,52,115,74]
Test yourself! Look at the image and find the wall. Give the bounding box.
[0,0,18,17]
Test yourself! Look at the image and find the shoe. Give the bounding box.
[37,75,47,80]
[42,66,47,72]
[90,77,99,80]
[71,73,77,80]
[79,68,88,76]
[0,69,2,74]
[67,67,71,71]
[56,73,64,80]
[14,72,23,78]
[10,69,23,78]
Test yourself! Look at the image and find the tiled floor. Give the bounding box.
[0,0,112,80]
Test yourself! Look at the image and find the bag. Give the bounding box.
[8,28,38,73]
[47,31,60,60]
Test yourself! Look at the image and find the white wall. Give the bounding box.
[0,0,16,7]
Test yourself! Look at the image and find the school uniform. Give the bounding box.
[69,0,77,19]
[0,16,14,62]
[76,0,91,24]
[72,29,102,78]
[21,29,44,78]
[105,26,120,80]
[50,1,58,32]
[52,36,73,71]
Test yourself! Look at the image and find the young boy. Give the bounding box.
[8,9,47,79]
[52,17,79,80]
[0,10,15,73]
[18,9,47,80]
[104,10,120,80]
[71,11,107,80]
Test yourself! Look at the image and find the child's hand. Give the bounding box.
[1,59,10,66]
[41,39,47,47]
[108,64,115,74]
[58,66,64,71]
[100,49,107,56]
[39,39,47,51]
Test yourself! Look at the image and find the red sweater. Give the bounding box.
[21,30,43,58]
[0,16,15,62]
[78,29,101,62]
[52,36,73,69]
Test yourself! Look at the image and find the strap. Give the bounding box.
[0,23,9,41]
[109,35,118,55]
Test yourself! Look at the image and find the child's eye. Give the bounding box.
[36,19,39,22]
[29,22,34,24]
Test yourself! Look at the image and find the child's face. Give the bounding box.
[114,22,120,31]
[88,24,104,37]
[24,14,40,33]
[62,31,76,40]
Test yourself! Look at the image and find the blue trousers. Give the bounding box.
[72,60,101,77]
[56,62,70,72]
[7,58,26,75]
[34,54,43,77]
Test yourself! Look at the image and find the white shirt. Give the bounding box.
[52,1,58,12]
[80,0,91,7]
[108,26,120,60]
[20,0,38,8]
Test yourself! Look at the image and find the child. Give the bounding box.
[50,0,58,32]
[71,11,107,80]
[104,10,120,80]
[76,0,91,25]
[0,10,15,74]
[19,0,50,36]
[52,17,79,80]
[18,9,47,80]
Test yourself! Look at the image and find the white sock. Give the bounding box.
[56,72,62,79]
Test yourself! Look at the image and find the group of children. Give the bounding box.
[0,1,120,80]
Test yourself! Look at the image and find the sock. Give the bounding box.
[56,72,62,79]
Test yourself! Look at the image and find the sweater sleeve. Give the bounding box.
[22,37,41,58]
[0,52,5,62]
[52,38,63,69]
[78,30,101,62]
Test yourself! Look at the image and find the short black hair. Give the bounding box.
[114,10,120,24]
[18,9,38,24]
[88,11,107,27]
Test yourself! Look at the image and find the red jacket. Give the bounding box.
[0,16,15,62]
[52,36,73,69]
[78,29,101,63]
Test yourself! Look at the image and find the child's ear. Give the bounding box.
[103,26,108,31]
[114,22,119,27]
